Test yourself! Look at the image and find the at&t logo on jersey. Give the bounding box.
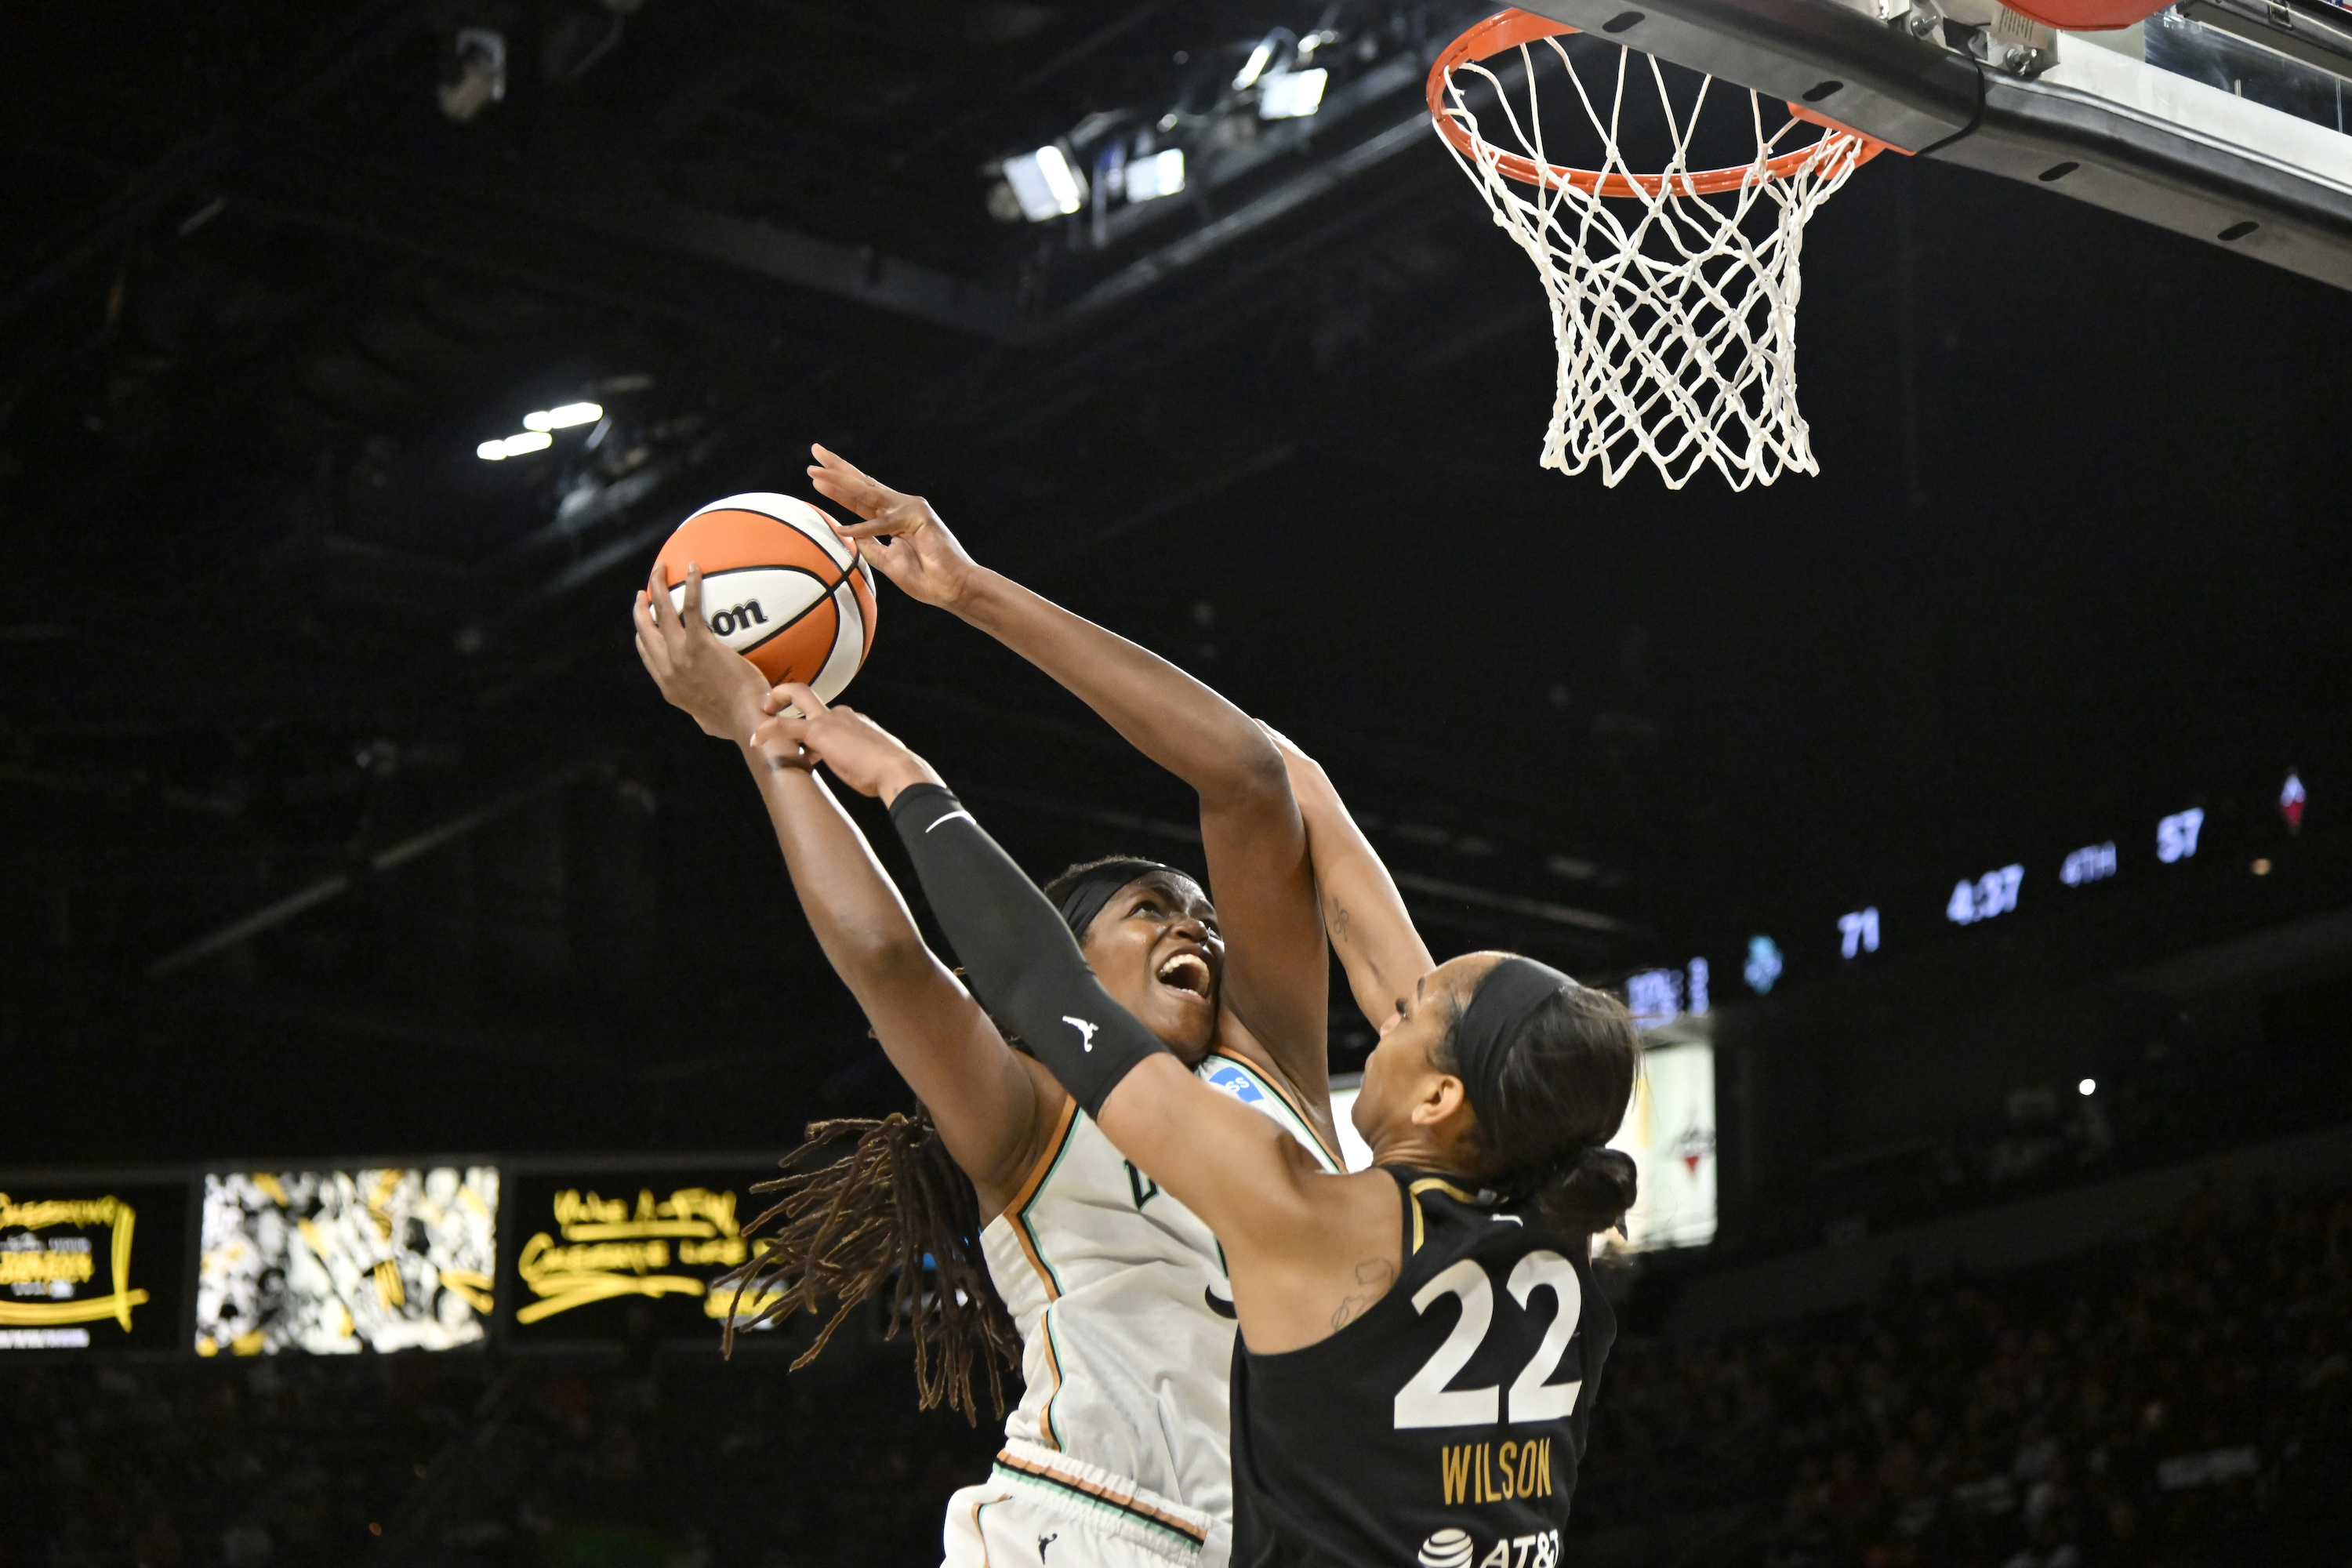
[1417,1527,1559,1568]
[1417,1530,1474,1568]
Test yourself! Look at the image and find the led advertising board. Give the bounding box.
[196,1167,499,1355]
[505,1167,784,1342]
[0,1180,187,1351]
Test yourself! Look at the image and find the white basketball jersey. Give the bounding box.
[978,1049,1341,1561]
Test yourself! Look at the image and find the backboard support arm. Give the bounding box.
[1517,0,2352,290]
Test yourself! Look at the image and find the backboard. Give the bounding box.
[1510,0,2352,289]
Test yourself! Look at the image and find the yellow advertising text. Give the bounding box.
[0,1194,146,1330]
[514,1186,750,1324]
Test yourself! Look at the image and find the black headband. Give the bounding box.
[1054,859,1181,940]
[1451,956,1576,1131]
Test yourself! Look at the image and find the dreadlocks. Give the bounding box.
[714,1107,1020,1425]
[713,867,1180,1423]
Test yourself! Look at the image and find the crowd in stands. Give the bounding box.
[2,1341,996,1568]
[1581,1182,2352,1566]
[5,1182,2344,1568]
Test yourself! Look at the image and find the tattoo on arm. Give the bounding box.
[1330,1258,1397,1330]
[1330,898,1352,949]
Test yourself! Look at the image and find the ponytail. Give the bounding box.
[1438,970,1642,1236]
[714,1109,1020,1424]
[1531,1144,1638,1235]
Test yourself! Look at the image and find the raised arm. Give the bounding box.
[873,774,1327,1256]
[804,448,1330,1103]
[764,688,1403,1352]
[633,564,1052,1213]
[1261,724,1435,1035]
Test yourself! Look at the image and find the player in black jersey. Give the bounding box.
[757,688,1642,1568]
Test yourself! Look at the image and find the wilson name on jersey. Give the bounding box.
[1228,1171,1615,1568]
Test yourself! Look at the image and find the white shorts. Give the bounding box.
[941,1443,1225,1568]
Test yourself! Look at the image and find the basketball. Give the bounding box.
[655,492,877,701]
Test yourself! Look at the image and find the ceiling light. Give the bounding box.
[1234,38,1276,90]
[523,401,603,431]
[1259,67,1328,119]
[2078,1078,2096,1096]
[1125,148,1186,203]
[476,430,554,460]
[439,27,507,123]
[1003,145,1084,220]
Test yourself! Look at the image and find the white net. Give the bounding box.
[1436,36,1878,490]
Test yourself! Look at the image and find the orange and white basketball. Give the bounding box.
[655,492,877,701]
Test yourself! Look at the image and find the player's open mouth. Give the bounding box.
[1155,952,1213,999]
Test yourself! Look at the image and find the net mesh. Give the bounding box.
[1436,38,1877,490]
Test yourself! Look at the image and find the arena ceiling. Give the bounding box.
[4,1,2349,1163]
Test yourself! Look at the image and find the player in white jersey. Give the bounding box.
[633,455,1432,1568]
[957,1042,1338,1565]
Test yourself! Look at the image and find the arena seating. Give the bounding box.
[7,1181,2343,1567]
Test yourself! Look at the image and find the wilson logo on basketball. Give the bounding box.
[708,601,768,637]
[656,494,877,700]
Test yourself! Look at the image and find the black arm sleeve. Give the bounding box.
[887,782,1171,1116]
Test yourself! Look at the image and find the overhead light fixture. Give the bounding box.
[1258,67,1328,119]
[438,27,507,122]
[523,401,603,431]
[1125,147,1186,203]
[1003,145,1084,220]
[1233,38,1276,90]
[476,430,554,461]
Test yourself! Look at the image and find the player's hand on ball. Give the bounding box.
[806,444,979,610]
[633,558,770,741]
[750,683,944,802]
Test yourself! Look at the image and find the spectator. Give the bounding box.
[4,1185,2343,1567]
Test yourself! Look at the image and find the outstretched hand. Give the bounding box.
[750,683,944,804]
[633,559,771,741]
[807,444,984,611]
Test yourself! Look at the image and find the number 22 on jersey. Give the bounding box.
[1394,1251,1584,1429]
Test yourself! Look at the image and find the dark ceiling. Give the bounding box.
[4,0,2348,1167]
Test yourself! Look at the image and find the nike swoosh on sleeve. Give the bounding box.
[924,809,976,833]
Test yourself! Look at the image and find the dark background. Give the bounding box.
[4,0,2348,1250]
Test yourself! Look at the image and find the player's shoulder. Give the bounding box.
[1391,1170,1578,1273]
[1196,1048,1345,1173]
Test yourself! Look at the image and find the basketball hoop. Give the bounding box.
[1429,9,1894,489]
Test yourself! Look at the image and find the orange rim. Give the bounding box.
[1426,7,1895,198]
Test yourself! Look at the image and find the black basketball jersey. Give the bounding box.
[1229,1168,1615,1568]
